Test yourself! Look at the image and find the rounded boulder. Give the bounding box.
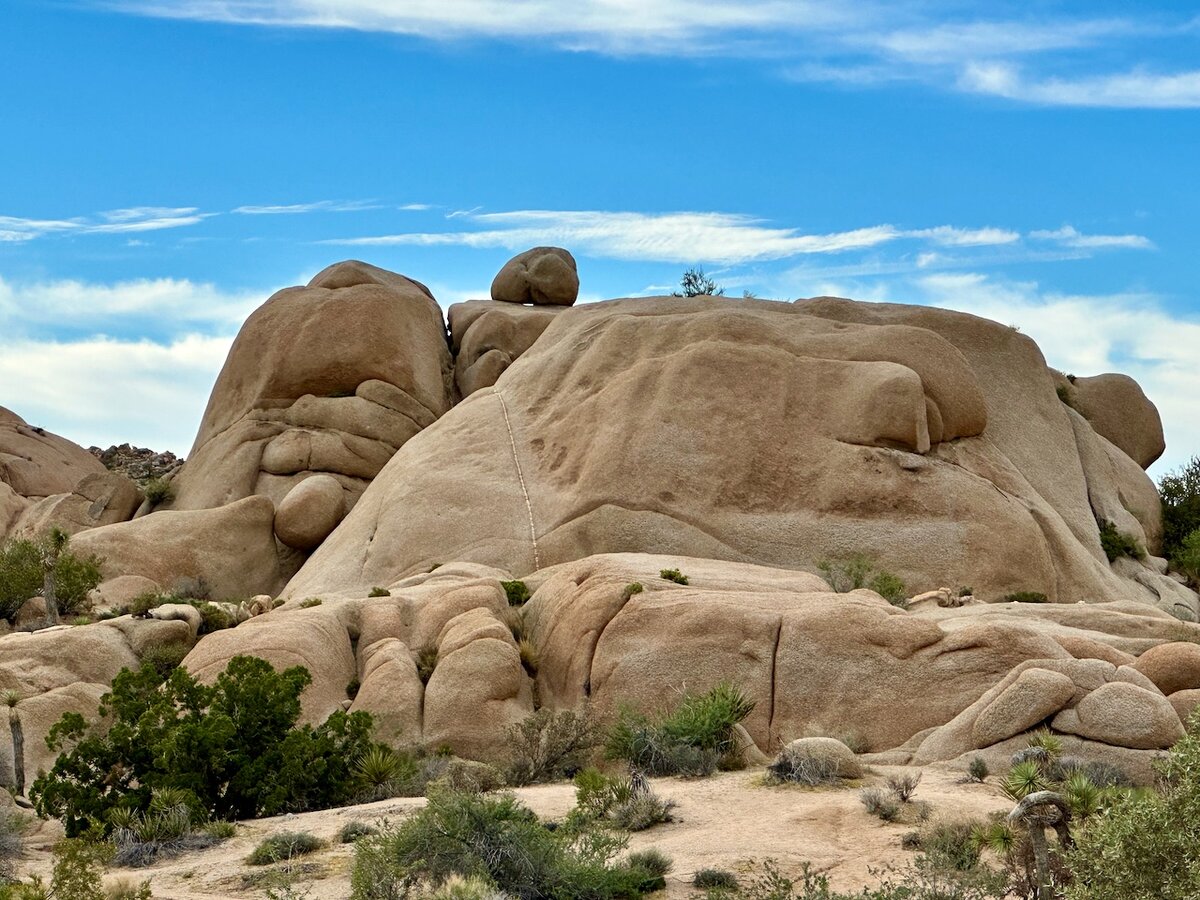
[1132,642,1200,696]
[490,247,579,306]
[1052,681,1184,750]
[274,475,346,550]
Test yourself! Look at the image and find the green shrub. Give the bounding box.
[429,759,506,795]
[299,598,322,609]
[621,583,643,600]
[505,708,602,787]
[673,266,724,297]
[605,681,754,776]
[1173,529,1200,585]
[1065,716,1200,899]
[919,820,984,871]
[31,656,374,835]
[694,868,739,890]
[109,787,230,867]
[1098,519,1145,562]
[354,745,420,801]
[349,787,655,899]
[1000,760,1049,801]
[957,586,973,598]
[659,568,688,585]
[1159,455,1200,562]
[247,831,324,865]
[869,572,908,608]
[192,601,235,634]
[346,677,361,699]
[501,580,531,606]
[966,756,989,783]
[0,531,103,622]
[139,639,192,677]
[425,875,508,900]
[567,768,676,832]
[1003,591,1048,603]
[340,820,379,844]
[142,478,174,506]
[368,587,390,598]
[416,644,439,684]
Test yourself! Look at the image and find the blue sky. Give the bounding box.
[1,0,1198,475]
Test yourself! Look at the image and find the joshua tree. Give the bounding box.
[4,691,23,796]
[1007,789,1074,900]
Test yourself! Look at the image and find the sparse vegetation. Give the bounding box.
[767,741,862,786]
[1098,519,1145,562]
[817,555,907,606]
[501,580,530,606]
[569,769,676,832]
[695,867,739,890]
[139,639,191,677]
[349,787,667,899]
[672,267,724,297]
[518,637,538,676]
[505,708,602,787]
[340,820,379,844]
[416,644,439,684]
[346,677,361,699]
[141,477,174,506]
[298,597,322,608]
[886,772,921,803]
[1003,591,1049,603]
[621,582,644,600]
[354,745,420,801]
[605,681,754,776]
[247,831,324,866]
[108,787,232,867]
[860,787,902,822]
[659,568,688,585]
[368,587,390,598]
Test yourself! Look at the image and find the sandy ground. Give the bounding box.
[15,762,1015,899]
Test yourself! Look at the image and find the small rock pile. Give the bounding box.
[88,444,183,487]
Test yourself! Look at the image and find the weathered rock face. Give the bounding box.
[13,471,142,537]
[164,261,454,517]
[1068,373,1166,470]
[71,496,295,600]
[287,294,1187,618]
[490,247,579,306]
[447,301,567,399]
[0,407,107,501]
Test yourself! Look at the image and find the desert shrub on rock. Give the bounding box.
[349,786,665,899]
[501,579,530,606]
[31,655,374,835]
[966,756,989,783]
[817,555,907,606]
[340,820,379,844]
[1098,519,1145,562]
[506,708,602,786]
[605,681,754,776]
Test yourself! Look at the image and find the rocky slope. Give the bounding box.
[2,247,1198,791]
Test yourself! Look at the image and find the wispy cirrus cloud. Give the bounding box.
[233,199,384,215]
[0,207,213,241]
[99,2,1200,108]
[1030,226,1155,250]
[322,209,1146,266]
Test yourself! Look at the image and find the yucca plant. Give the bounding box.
[1002,760,1050,801]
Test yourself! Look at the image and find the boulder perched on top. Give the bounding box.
[0,407,107,500]
[447,300,568,398]
[285,294,1187,617]
[1069,373,1165,470]
[490,247,579,306]
[163,261,454,515]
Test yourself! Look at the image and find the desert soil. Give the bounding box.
[16,762,1014,899]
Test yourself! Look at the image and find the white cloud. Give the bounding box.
[233,199,383,215]
[959,62,1200,108]
[0,334,232,454]
[0,207,214,240]
[869,19,1131,65]
[910,225,1020,246]
[1030,225,1155,250]
[913,272,1200,473]
[325,210,905,263]
[0,275,264,336]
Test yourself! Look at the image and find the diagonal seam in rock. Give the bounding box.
[495,389,541,571]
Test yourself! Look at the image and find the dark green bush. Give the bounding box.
[1003,591,1048,603]
[605,682,754,776]
[193,601,236,633]
[659,568,688,585]
[31,656,374,835]
[347,677,361,699]
[368,587,390,598]
[505,708,602,786]
[966,756,989,783]
[0,530,103,622]
[349,787,659,899]
[1173,530,1200,585]
[919,820,984,872]
[869,572,908,608]
[142,477,174,506]
[1160,455,1200,562]
[672,267,724,297]
[501,580,531,606]
[417,644,439,684]
[621,583,643,600]
[138,639,192,677]
[1098,519,1145,562]
[354,745,421,801]
[247,831,324,865]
